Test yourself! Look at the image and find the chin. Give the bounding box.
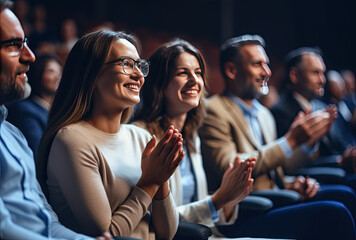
[22,84,31,99]
[127,97,140,106]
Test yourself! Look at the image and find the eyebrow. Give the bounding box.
[176,66,201,70]
[0,37,24,44]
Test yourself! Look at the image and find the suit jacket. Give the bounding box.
[6,97,48,157]
[133,120,237,228]
[199,94,311,191]
[271,90,355,156]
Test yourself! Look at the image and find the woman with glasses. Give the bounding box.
[37,30,184,239]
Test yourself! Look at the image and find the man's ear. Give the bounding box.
[289,67,298,84]
[224,61,237,80]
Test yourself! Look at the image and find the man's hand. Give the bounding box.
[285,107,336,148]
[339,146,356,174]
[285,176,320,200]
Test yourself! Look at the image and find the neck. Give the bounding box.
[40,93,54,105]
[87,109,123,134]
[167,112,187,132]
[294,88,312,102]
[241,98,253,107]
[227,87,254,107]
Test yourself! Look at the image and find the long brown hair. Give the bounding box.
[133,39,206,154]
[36,30,139,195]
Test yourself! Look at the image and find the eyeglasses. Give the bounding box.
[0,38,28,56]
[105,56,150,77]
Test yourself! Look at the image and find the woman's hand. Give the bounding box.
[137,125,184,198]
[285,176,320,200]
[211,156,255,211]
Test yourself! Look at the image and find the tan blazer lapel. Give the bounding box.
[221,95,260,149]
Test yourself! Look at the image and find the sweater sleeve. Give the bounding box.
[48,129,152,237]
[151,193,179,239]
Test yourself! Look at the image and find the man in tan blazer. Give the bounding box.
[199,35,335,197]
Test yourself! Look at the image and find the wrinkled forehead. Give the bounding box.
[0,8,24,41]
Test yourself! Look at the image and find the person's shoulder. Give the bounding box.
[7,98,38,112]
[131,120,147,130]
[204,94,228,110]
[205,94,224,104]
[271,91,295,113]
[55,121,90,142]
[122,123,152,139]
[2,120,26,139]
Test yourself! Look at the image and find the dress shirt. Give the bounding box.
[0,105,91,240]
[180,145,219,222]
[180,146,196,205]
[226,91,293,158]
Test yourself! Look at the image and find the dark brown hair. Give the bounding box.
[133,39,206,153]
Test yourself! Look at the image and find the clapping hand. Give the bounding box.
[137,125,184,198]
[211,156,256,212]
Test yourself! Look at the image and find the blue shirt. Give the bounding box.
[180,146,196,205]
[180,146,219,222]
[0,105,91,240]
[227,92,316,158]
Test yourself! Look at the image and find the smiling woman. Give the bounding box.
[36,30,184,239]
[132,39,255,236]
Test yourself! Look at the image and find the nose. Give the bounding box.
[262,63,272,77]
[19,43,36,64]
[132,64,144,78]
[191,72,201,83]
[320,73,326,84]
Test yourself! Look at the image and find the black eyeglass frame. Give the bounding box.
[0,37,28,48]
[105,56,150,77]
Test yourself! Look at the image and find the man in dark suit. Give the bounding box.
[271,47,356,188]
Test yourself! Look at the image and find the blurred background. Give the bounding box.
[14,0,356,95]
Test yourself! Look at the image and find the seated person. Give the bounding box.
[323,70,356,149]
[132,39,356,239]
[271,48,356,189]
[198,35,356,234]
[133,39,255,235]
[6,54,62,157]
[37,30,183,239]
[0,1,111,239]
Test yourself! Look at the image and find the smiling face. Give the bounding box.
[0,8,36,104]
[164,52,204,117]
[93,38,144,113]
[233,44,271,100]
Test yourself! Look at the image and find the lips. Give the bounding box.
[182,89,199,94]
[124,83,140,91]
